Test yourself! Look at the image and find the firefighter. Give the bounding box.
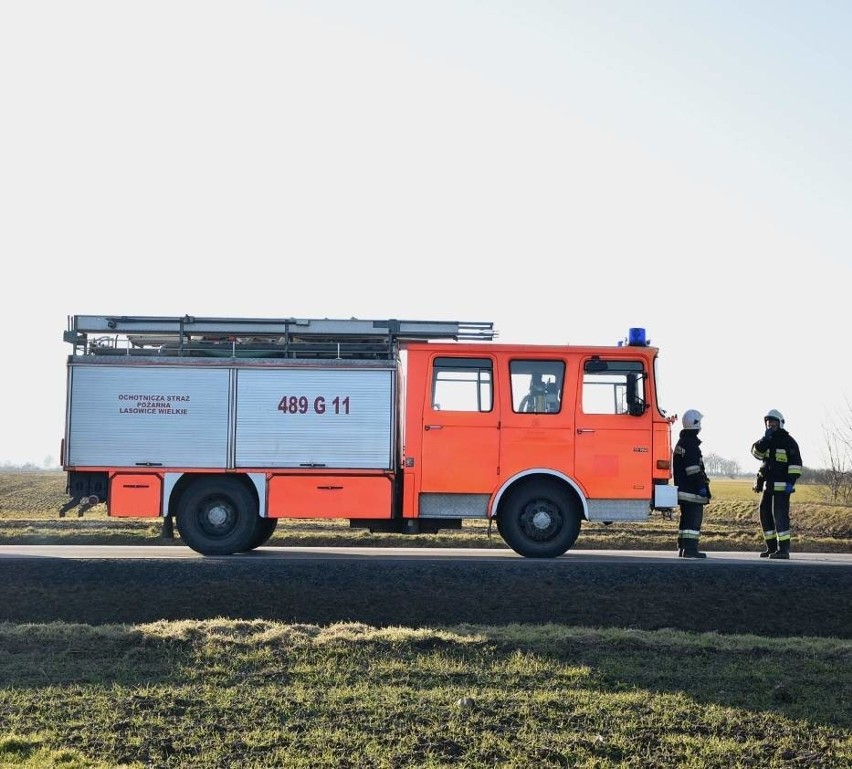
[751,409,803,559]
[673,409,711,558]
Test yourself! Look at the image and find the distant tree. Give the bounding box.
[0,461,45,472]
[703,453,741,478]
[703,452,722,475]
[798,466,819,484]
[820,401,852,503]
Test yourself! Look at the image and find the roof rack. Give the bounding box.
[64,315,496,360]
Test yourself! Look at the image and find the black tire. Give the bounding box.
[176,477,259,555]
[498,481,581,558]
[495,512,506,539]
[239,517,279,552]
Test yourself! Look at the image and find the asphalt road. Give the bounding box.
[1,545,850,564]
[1,546,850,637]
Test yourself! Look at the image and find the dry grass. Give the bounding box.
[1,472,849,552]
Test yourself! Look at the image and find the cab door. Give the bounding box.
[573,357,653,499]
[418,356,500,497]
[498,358,573,478]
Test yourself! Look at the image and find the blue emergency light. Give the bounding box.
[628,327,647,346]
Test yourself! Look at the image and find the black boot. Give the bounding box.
[682,541,707,559]
[760,539,778,558]
[769,540,790,560]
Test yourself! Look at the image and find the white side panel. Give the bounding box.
[68,366,230,467]
[235,368,393,469]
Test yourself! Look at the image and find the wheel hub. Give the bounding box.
[531,510,553,531]
[206,502,231,528]
[521,500,561,541]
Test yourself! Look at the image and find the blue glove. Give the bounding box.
[764,428,774,440]
[698,487,708,497]
[785,482,794,494]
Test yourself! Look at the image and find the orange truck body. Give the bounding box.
[61,315,676,556]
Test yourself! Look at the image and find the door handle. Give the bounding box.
[576,428,595,434]
[425,425,443,431]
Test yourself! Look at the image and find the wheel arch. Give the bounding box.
[491,469,588,522]
[166,472,262,519]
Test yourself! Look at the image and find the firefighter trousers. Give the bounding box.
[678,501,704,550]
[759,490,792,549]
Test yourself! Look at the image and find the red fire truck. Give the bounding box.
[61,315,677,556]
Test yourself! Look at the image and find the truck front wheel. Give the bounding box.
[498,481,581,558]
[176,478,259,555]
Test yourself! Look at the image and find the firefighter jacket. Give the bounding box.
[673,430,711,504]
[751,428,803,493]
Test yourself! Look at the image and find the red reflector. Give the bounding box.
[656,459,670,470]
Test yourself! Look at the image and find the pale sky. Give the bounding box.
[2,1,850,472]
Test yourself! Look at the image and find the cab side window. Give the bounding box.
[431,357,493,412]
[511,360,565,414]
[582,358,646,416]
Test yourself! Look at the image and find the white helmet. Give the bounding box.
[682,409,703,430]
[764,409,785,425]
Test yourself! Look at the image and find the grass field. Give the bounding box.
[0,472,849,767]
[0,621,850,768]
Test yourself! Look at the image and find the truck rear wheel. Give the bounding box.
[498,481,581,558]
[239,517,279,552]
[176,478,259,555]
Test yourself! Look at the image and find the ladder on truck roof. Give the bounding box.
[64,315,496,360]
